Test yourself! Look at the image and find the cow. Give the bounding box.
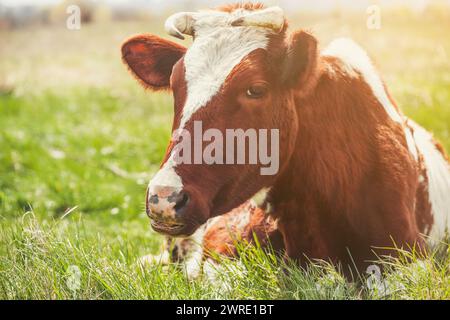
[122,3,450,275]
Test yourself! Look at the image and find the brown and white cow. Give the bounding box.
[123,3,450,274]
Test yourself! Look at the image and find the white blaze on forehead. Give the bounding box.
[149,7,281,192]
[148,155,183,193]
[179,10,274,129]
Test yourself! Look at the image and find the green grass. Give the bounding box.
[1,10,450,299]
[1,213,448,299]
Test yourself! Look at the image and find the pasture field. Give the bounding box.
[0,10,449,299]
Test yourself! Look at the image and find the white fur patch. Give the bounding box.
[229,207,252,230]
[139,251,171,266]
[410,121,450,241]
[148,155,183,192]
[322,38,403,124]
[404,125,419,162]
[180,10,273,128]
[251,187,271,209]
[183,225,207,279]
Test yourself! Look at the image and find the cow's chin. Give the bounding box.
[150,198,210,237]
[150,219,201,237]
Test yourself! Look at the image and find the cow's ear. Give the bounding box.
[282,30,320,97]
[122,34,186,90]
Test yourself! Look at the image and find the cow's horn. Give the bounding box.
[164,12,196,40]
[231,6,285,33]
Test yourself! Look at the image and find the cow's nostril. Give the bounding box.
[148,194,159,204]
[173,191,189,213]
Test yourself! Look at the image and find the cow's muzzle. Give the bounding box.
[146,185,191,236]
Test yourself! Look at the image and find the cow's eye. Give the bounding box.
[246,84,268,99]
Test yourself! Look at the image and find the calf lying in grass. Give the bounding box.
[125,3,450,276]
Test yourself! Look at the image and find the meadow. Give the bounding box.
[0,9,449,299]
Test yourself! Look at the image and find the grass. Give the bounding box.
[0,9,449,299]
[1,213,448,299]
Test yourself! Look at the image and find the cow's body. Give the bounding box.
[123,3,450,276]
[269,38,450,269]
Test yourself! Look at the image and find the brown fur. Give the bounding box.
[203,202,283,259]
[122,3,448,272]
[271,57,426,270]
[122,34,186,91]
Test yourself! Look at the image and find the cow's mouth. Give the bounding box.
[150,219,185,235]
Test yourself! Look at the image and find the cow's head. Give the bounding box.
[122,4,320,236]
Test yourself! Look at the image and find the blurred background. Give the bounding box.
[0,0,449,240]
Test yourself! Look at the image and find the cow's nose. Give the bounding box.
[168,190,190,213]
[146,186,189,222]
